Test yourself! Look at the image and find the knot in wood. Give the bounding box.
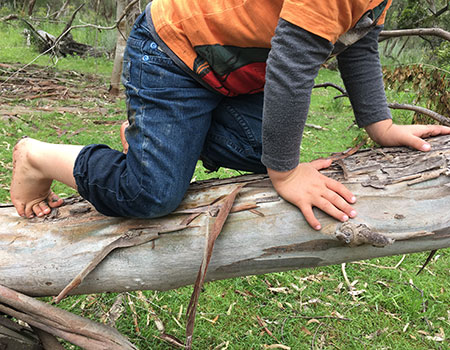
[335,222,395,247]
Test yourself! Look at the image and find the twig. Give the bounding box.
[379,28,450,42]
[341,263,357,302]
[74,0,139,32]
[327,140,366,161]
[311,322,324,350]
[352,254,406,270]
[313,82,348,99]
[394,254,406,269]
[256,315,280,342]
[416,250,438,275]
[54,3,85,43]
[352,261,398,270]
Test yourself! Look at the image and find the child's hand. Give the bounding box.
[267,159,357,230]
[365,119,450,151]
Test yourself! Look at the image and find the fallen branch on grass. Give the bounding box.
[1,135,450,348]
[1,136,450,297]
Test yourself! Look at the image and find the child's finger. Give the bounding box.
[402,134,431,152]
[298,203,322,230]
[315,197,350,223]
[310,158,332,170]
[325,177,356,205]
[322,189,356,219]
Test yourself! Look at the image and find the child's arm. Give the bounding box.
[262,19,358,230]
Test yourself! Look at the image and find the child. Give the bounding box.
[10,0,450,230]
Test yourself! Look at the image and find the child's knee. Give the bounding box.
[123,186,185,219]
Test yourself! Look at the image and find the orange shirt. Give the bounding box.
[150,0,391,96]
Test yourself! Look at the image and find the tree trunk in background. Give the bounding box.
[27,0,36,16]
[1,136,449,297]
[109,0,128,97]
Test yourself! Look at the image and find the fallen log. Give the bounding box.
[1,136,450,297]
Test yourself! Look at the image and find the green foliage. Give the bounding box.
[383,64,450,123]
[397,0,429,29]
[436,41,450,70]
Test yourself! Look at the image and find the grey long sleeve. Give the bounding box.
[262,19,332,172]
[262,20,391,172]
[337,25,391,127]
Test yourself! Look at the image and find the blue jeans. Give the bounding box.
[73,13,266,218]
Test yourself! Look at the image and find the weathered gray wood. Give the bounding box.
[1,136,449,297]
[0,316,43,350]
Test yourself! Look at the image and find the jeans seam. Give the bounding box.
[223,102,257,147]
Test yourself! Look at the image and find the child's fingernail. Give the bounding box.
[350,210,357,218]
[421,143,431,151]
[351,196,356,203]
[315,224,321,230]
[342,215,349,221]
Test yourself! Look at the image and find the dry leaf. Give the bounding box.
[403,323,410,332]
[301,326,312,335]
[263,344,291,349]
[426,335,444,342]
[330,311,345,319]
[307,319,320,325]
[226,302,236,315]
[348,289,366,296]
[268,287,289,294]
[213,341,230,350]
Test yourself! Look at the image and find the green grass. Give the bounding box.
[1,20,449,350]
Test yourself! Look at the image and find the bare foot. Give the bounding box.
[10,138,64,218]
[120,121,129,154]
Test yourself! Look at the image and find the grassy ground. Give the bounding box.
[0,19,449,350]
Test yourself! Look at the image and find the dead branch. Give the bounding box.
[388,103,450,126]
[0,284,137,350]
[74,0,139,32]
[30,326,65,350]
[379,28,450,42]
[53,0,71,20]
[313,82,348,99]
[313,83,450,126]
[0,14,19,22]
[54,3,84,43]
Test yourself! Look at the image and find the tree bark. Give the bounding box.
[27,0,36,16]
[1,136,450,297]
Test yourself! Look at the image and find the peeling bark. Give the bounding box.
[1,136,450,297]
